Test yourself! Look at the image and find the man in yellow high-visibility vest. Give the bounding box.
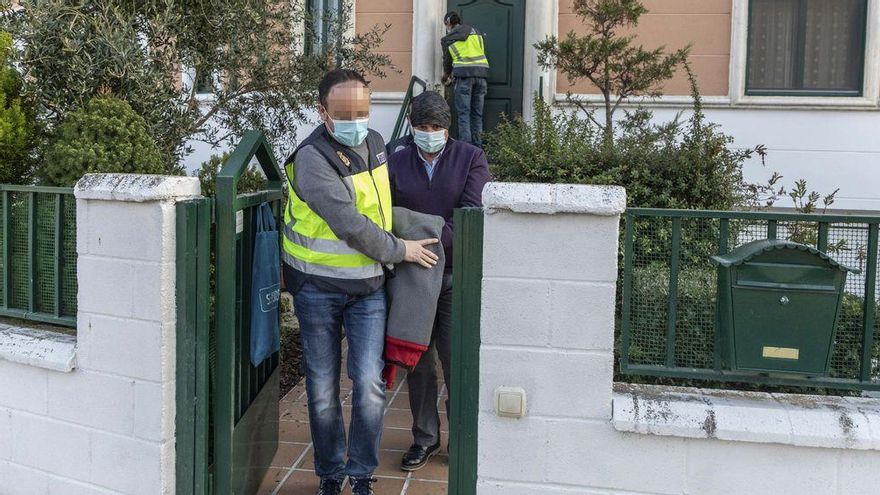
[282,69,440,495]
[441,11,489,148]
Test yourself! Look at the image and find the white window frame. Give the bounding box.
[729,0,880,108]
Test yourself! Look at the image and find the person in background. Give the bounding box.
[441,11,490,148]
[282,69,439,495]
[388,91,490,472]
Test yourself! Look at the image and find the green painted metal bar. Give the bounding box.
[0,185,74,194]
[665,217,682,368]
[214,147,242,495]
[627,208,880,224]
[817,222,830,252]
[194,198,211,495]
[449,208,483,495]
[619,213,635,370]
[27,192,35,313]
[714,218,730,371]
[860,224,878,382]
[2,190,8,309]
[175,200,198,495]
[54,194,62,317]
[767,219,778,240]
[235,190,284,210]
[619,364,880,392]
[0,309,75,327]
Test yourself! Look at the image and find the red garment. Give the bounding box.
[382,335,429,390]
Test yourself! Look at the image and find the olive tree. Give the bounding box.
[4,0,394,169]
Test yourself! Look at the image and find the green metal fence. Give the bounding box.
[619,208,880,391]
[0,185,77,328]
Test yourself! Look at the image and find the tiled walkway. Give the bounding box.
[258,362,449,494]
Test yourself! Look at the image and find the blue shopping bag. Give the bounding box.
[250,202,281,366]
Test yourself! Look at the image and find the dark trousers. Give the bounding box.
[453,77,487,148]
[407,273,453,448]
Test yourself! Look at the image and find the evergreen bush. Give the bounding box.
[40,97,165,187]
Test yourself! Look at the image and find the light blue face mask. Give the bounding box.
[328,117,369,147]
[413,128,447,154]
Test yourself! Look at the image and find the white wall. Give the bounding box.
[477,182,880,495]
[0,174,200,495]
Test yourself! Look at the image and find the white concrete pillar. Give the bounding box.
[69,174,197,494]
[476,182,626,491]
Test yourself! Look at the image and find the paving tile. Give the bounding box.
[280,386,307,405]
[366,476,407,494]
[275,470,321,495]
[257,344,447,495]
[404,479,448,495]
[374,450,410,479]
[384,407,414,428]
[380,427,415,451]
[270,442,309,469]
[256,467,289,494]
[409,454,449,482]
[387,392,411,409]
[279,401,310,422]
[279,419,313,443]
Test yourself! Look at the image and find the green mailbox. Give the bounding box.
[711,239,859,376]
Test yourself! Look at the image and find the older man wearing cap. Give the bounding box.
[388,91,490,471]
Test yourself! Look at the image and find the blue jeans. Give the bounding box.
[454,77,488,147]
[292,280,387,480]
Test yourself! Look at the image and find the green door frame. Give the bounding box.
[448,208,484,495]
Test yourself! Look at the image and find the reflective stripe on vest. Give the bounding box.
[282,155,393,280]
[449,33,489,69]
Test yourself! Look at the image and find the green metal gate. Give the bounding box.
[449,207,484,495]
[176,130,285,494]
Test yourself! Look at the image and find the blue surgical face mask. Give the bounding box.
[413,128,447,154]
[328,117,369,147]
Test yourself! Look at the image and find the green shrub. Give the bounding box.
[40,97,165,187]
[0,32,36,184]
[486,93,764,211]
[195,153,267,197]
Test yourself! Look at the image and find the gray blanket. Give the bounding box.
[386,207,446,350]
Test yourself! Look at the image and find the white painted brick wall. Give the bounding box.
[0,174,199,495]
[476,182,880,495]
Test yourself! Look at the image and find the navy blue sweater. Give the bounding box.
[389,138,490,271]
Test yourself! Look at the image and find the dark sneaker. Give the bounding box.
[350,476,377,495]
[316,477,344,495]
[400,442,441,472]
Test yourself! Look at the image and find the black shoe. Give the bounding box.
[316,477,343,495]
[350,476,377,495]
[400,442,441,471]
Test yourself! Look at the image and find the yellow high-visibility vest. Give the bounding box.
[448,29,489,69]
[282,128,392,280]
